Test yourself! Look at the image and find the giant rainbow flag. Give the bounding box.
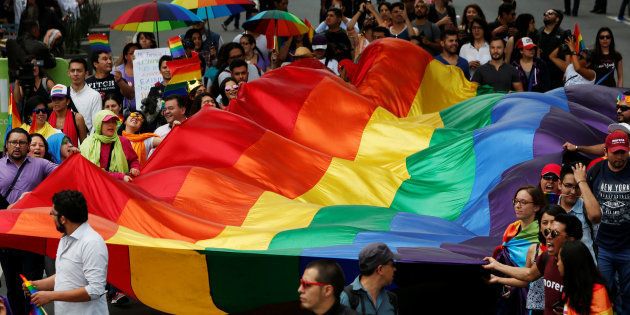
[0,39,618,313]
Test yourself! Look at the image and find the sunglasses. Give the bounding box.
[299,279,329,289]
[598,35,611,40]
[225,84,239,92]
[32,108,48,114]
[129,112,144,121]
[512,198,534,206]
[617,105,630,112]
[543,228,563,239]
[544,11,557,16]
[542,174,559,181]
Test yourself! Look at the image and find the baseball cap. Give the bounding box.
[50,84,68,98]
[608,123,630,135]
[102,114,119,123]
[517,37,536,50]
[540,163,561,177]
[606,130,630,153]
[312,34,328,51]
[358,243,399,273]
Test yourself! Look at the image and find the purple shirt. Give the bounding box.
[0,156,57,204]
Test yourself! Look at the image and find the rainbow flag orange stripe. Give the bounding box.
[166,56,201,84]
[168,36,186,59]
[5,86,22,136]
[88,33,111,52]
[573,23,585,53]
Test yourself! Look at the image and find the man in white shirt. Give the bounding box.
[154,94,187,138]
[28,190,108,315]
[68,58,102,132]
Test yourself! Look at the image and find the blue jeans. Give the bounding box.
[598,247,630,314]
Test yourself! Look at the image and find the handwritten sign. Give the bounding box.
[133,48,170,107]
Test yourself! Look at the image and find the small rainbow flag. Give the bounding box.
[573,23,585,53]
[88,33,111,52]
[163,82,189,97]
[168,36,186,59]
[5,86,22,137]
[166,56,202,85]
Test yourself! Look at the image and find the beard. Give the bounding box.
[543,19,555,26]
[491,53,504,61]
[55,217,66,234]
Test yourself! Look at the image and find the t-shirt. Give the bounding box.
[413,20,441,55]
[587,159,630,250]
[434,54,471,79]
[86,74,123,102]
[537,27,567,88]
[536,252,563,315]
[592,52,622,87]
[471,62,519,92]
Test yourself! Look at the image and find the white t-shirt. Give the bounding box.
[564,64,595,87]
[319,58,339,75]
[70,84,102,133]
[459,42,491,78]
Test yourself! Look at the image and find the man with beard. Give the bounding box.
[587,130,630,314]
[434,29,470,79]
[472,37,523,92]
[27,190,108,314]
[558,164,600,261]
[389,2,417,40]
[562,91,630,156]
[0,128,56,315]
[484,214,583,315]
[536,9,567,89]
[412,1,441,56]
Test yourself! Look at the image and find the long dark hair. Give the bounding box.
[560,240,607,315]
[120,42,140,66]
[136,32,157,49]
[470,16,490,43]
[592,27,621,64]
[536,205,564,243]
[219,77,237,107]
[460,4,486,28]
[30,133,53,161]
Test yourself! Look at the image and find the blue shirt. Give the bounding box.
[434,54,471,79]
[339,276,396,315]
[560,197,599,261]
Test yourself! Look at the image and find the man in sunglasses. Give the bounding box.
[340,243,398,314]
[562,91,630,156]
[484,214,583,315]
[539,163,561,195]
[298,259,356,314]
[587,130,630,314]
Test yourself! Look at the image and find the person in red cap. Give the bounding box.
[511,37,551,92]
[540,163,561,196]
[586,130,630,315]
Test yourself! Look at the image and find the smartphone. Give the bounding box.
[545,192,559,205]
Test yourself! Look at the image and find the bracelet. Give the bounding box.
[576,180,586,185]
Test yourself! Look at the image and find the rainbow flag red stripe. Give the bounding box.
[168,36,186,59]
[5,86,22,136]
[573,23,585,53]
[88,33,111,52]
[166,56,201,84]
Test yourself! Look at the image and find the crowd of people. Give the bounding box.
[0,0,628,314]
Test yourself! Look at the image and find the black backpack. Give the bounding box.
[343,285,398,315]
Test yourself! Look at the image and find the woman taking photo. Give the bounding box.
[558,240,613,314]
[591,27,623,87]
[14,58,56,105]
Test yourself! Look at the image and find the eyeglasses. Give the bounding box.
[32,108,48,114]
[299,279,329,289]
[599,35,611,40]
[544,11,557,16]
[129,112,144,121]
[543,228,564,239]
[617,105,630,112]
[542,174,559,182]
[225,84,239,92]
[512,198,534,206]
[7,140,28,147]
[562,183,580,192]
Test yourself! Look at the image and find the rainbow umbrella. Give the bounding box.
[172,0,254,19]
[110,0,202,46]
[242,10,308,38]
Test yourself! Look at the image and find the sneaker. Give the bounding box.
[110,292,130,305]
[221,23,228,31]
[616,16,625,22]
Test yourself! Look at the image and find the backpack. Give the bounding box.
[343,284,398,315]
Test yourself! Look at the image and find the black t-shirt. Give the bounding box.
[471,62,520,92]
[537,27,567,88]
[588,159,630,250]
[325,30,353,61]
[427,4,456,31]
[86,74,122,102]
[592,52,622,87]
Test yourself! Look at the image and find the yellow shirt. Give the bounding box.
[20,122,61,139]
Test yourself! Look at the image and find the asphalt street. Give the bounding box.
[1,0,627,314]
